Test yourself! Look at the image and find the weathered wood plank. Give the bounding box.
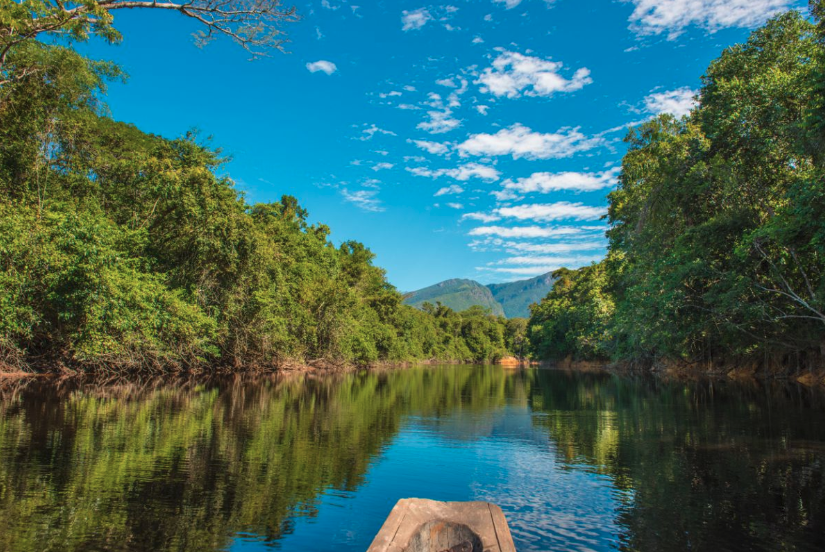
[367,498,517,552]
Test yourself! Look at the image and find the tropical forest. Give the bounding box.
[1,1,825,552]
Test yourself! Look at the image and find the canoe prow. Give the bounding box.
[367,498,516,552]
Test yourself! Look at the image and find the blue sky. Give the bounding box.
[79,0,808,291]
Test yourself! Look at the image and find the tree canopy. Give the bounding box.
[528,7,825,374]
[0,9,524,372]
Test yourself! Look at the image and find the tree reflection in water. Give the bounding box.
[0,367,823,552]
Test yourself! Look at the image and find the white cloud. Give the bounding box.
[306,60,338,75]
[468,226,587,238]
[503,167,620,194]
[472,36,484,44]
[402,8,432,31]
[418,108,461,134]
[446,202,464,209]
[643,86,697,117]
[417,91,464,134]
[435,184,465,196]
[491,189,520,201]
[372,162,394,171]
[496,254,604,266]
[475,105,489,115]
[321,0,340,10]
[409,139,451,155]
[479,262,597,276]
[497,201,607,222]
[493,0,523,8]
[457,124,603,160]
[501,240,607,253]
[627,0,794,38]
[359,124,397,140]
[462,212,502,223]
[409,162,500,182]
[477,49,592,98]
[341,189,384,212]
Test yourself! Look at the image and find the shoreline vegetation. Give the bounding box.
[0,14,529,374]
[527,7,825,384]
[1,4,825,384]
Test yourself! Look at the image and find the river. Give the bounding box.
[0,366,823,551]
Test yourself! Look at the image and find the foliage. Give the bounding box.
[529,10,825,369]
[528,264,614,361]
[0,366,527,551]
[0,0,298,85]
[0,39,517,371]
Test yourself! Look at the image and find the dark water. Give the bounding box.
[1,366,824,552]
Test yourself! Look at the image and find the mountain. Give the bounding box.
[487,272,557,318]
[403,279,505,317]
[403,273,556,318]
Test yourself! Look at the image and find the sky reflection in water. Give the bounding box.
[1,366,823,552]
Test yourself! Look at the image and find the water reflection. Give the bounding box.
[0,367,823,552]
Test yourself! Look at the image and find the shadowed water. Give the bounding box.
[0,366,823,551]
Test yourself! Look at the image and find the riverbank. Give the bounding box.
[0,356,529,380]
[547,356,825,387]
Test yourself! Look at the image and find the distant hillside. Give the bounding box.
[403,279,505,317]
[404,273,556,318]
[487,272,556,318]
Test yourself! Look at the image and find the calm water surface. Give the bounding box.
[0,366,823,551]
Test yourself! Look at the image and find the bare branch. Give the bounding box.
[1,0,298,78]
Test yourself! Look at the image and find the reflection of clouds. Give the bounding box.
[402,406,624,551]
[410,404,538,444]
[470,436,623,552]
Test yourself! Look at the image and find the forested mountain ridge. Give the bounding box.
[528,6,825,379]
[488,272,557,318]
[404,279,505,317]
[404,272,556,318]
[0,14,527,372]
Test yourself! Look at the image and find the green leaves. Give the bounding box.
[530,10,825,368]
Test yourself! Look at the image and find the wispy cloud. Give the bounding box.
[495,253,604,266]
[457,124,603,160]
[643,87,697,117]
[468,225,589,238]
[408,162,500,182]
[418,109,461,133]
[306,60,338,75]
[501,240,607,253]
[409,139,451,155]
[372,162,394,171]
[341,188,385,212]
[478,263,596,276]
[434,184,464,196]
[462,212,502,223]
[627,0,795,38]
[477,49,592,98]
[358,124,397,141]
[497,202,607,222]
[502,167,619,194]
[493,0,523,8]
[402,8,432,31]
[468,234,607,252]
[417,92,463,134]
